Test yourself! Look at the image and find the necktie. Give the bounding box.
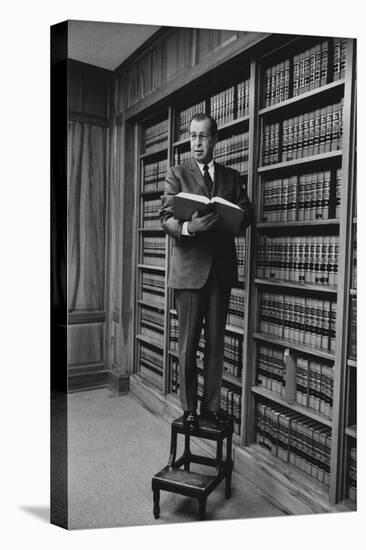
[203,164,213,196]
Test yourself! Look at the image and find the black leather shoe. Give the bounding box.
[200,409,228,428]
[183,411,199,430]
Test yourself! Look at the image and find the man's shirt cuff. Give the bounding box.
[181,221,194,236]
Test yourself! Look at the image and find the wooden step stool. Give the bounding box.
[151,414,233,521]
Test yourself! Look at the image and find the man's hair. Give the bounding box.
[190,113,218,137]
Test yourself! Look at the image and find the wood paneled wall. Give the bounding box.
[67,59,113,391]
[116,27,268,117]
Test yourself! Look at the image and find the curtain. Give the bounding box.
[67,121,107,311]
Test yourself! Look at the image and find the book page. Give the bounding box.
[176,192,209,204]
[211,196,242,209]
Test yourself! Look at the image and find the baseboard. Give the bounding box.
[129,374,354,516]
[68,368,109,392]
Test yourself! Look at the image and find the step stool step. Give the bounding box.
[152,466,217,496]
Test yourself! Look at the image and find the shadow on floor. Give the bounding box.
[20,506,50,523]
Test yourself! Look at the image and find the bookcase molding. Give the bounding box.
[113,31,356,512]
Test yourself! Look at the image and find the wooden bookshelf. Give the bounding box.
[120,31,356,510]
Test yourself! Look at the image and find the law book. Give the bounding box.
[320,40,329,86]
[333,38,341,81]
[173,192,244,233]
[309,46,317,91]
[315,171,324,219]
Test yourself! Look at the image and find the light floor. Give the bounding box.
[67,388,287,529]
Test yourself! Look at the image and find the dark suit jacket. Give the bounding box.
[160,158,254,289]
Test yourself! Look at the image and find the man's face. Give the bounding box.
[190,118,217,164]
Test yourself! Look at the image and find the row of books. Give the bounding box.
[349,296,357,359]
[256,235,339,287]
[237,79,250,119]
[173,148,192,166]
[142,198,162,228]
[143,119,169,154]
[262,100,343,165]
[261,169,341,223]
[140,322,164,345]
[175,99,206,141]
[214,133,249,174]
[347,446,356,501]
[174,79,250,141]
[259,292,336,352]
[263,38,346,107]
[255,400,332,485]
[235,236,246,282]
[141,271,165,308]
[139,342,164,389]
[140,304,164,328]
[141,236,166,267]
[139,303,164,344]
[227,287,245,328]
[295,355,334,417]
[263,59,290,107]
[220,385,242,434]
[210,85,235,127]
[256,344,334,418]
[142,159,167,193]
[257,344,286,396]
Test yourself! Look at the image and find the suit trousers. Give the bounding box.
[175,263,232,413]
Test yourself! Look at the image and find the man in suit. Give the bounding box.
[160,113,253,429]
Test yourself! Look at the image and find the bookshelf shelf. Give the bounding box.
[218,114,250,133]
[140,147,168,160]
[258,80,345,117]
[256,220,340,230]
[140,190,164,197]
[251,385,333,427]
[138,227,164,233]
[225,323,245,335]
[253,332,335,361]
[137,264,165,272]
[257,150,343,174]
[136,334,164,349]
[137,299,165,312]
[345,425,357,438]
[139,318,164,332]
[254,278,338,294]
[347,358,357,368]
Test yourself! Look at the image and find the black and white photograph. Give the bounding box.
[51,17,357,530]
[2,2,363,548]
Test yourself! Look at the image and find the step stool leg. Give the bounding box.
[198,498,206,521]
[153,489,160,519]
[184,432,191,471]
[225,432,233,499]
[225,468,232,499]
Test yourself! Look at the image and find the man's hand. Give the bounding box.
[187,209,219,234]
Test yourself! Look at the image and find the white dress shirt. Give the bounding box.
[181,159,215,236]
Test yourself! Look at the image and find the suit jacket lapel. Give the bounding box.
[188,158,210,197]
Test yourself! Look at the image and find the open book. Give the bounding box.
[173,192,244,233]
